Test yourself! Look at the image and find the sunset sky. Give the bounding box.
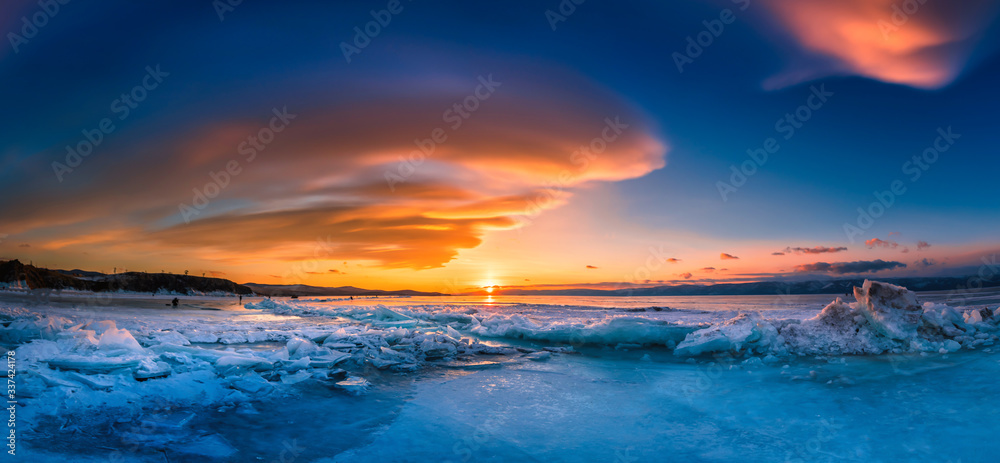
[2,0,1000,293]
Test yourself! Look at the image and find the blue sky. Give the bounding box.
[2,0,999,290]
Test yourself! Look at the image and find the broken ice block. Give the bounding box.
[854,280,922,340]
[47,355,142,374]
[334,376,370,395]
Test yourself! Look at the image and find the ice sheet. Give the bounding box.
[4,281,1000,462]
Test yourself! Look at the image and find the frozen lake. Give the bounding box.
[3,284,1000,462]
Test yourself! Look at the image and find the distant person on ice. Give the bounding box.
[171,297,179,307]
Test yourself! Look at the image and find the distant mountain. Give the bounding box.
[0,259,252,295]
[244,283,448,297]
[5,258,991,298]
[54,268,108,279]
[1,259,93,291]
[0,259,443,297]
[483,276,1000,297]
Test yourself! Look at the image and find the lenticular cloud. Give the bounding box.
[756,0,1000,89]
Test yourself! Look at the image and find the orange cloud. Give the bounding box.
[866,238,899,249]
[720,253,739,260]
[39,229,132,251]
[758,0,1000,89]
[3,65,667,273]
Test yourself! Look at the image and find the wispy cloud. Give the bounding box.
[778,246,848,255]
[720,253,739,260]
[866,238,899,249]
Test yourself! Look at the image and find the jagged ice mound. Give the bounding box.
[674,280,998,357]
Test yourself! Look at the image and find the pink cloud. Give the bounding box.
[866,238,899,249]
[757,0,1000,89]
